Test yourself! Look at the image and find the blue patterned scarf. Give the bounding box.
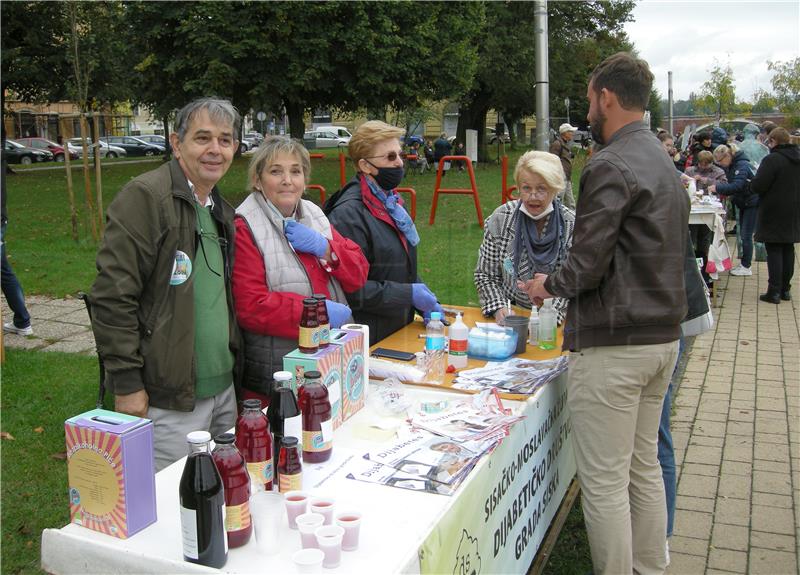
[365,176,420,246]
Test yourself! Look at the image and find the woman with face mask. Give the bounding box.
[325,120,442,345]
[474,150,575,325]
[232,137,368,403]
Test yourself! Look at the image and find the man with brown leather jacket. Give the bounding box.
[523,53,688,574]
[90,98,242,471]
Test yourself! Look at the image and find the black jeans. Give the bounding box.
[689,224,713,285]
[764,242,795,295]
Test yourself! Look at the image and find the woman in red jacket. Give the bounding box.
[233,137,368,403]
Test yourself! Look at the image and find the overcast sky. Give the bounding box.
[623,0,800,102]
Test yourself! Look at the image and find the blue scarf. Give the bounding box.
[365,177,420,246]
[512,198,564,279]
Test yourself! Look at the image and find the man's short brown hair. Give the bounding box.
[769,127,790,146]
[590,52,654,111]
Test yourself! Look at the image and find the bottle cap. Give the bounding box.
[430,312,442,320]
[243,398,262,410]
[214,432,235,444]
[304,370,321,380]
[282,436,299,447]
[186,430,211,444]
[273,371,293,382]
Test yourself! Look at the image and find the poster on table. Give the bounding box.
[418,376,576,575]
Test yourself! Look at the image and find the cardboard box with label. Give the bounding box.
[65,409,156,538]
[329,327,366,422]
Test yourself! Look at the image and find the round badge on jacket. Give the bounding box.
[170,251,192,285]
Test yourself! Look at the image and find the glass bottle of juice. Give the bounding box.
[267,371,301,450]
[299,298,319,354]
[179,431,227,568]
[211,433,252,548]
[297,370,333,463]
[277,436,303,493]
[313,293,330,348]
[235,399,273,491]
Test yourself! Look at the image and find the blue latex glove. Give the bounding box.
[423,302,445,325]
[284,220,328,258]
[411,283,438,313]
[325,300,352,328]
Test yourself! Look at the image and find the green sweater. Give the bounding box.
[193,204,234,398]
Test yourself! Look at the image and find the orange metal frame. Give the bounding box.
[429,156,484,228]
[501,155,518,203]
[395,187,417,220]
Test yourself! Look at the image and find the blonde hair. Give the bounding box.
[514,151,565,196]
[348,120,404,171]
[713,143,737,162]
[247,136,311,192]
[697,150,714,165]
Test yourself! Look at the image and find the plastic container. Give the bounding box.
[447,312,469,369]
[425,312,446,382]
[528,307,539,346]
[211,433,252,548]
[538,298,557,350]
[467,325,517,360]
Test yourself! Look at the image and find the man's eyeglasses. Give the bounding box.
[519,185,550,198]
[364,151,401,162]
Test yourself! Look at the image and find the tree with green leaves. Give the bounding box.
[700,62,736,120]
[768,57,800,126]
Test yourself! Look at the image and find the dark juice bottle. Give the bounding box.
[298,370,333,463]
[267,371,301,449]
[235,399,273,491]
[179,431,227,568]
[313,294,330,348]
[277,436,303,493]
[211,433,252,548]
[299,298,319,354]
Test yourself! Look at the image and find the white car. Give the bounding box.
[303,126,352,148]
[67,138,127,159]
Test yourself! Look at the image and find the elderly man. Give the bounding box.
[549,122,578,209]
[90,98,242,471]
[522,53,688,574]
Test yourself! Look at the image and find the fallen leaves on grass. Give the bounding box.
[51,452,68,460]
[34,426,45,434]
[1,431,15,440]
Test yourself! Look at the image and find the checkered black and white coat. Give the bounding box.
[474,200,575,322]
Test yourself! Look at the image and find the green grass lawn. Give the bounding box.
[1,146,588,574]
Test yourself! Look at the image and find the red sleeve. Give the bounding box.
[327,226,370,293]
[233,217,303,339]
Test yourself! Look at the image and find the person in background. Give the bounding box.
[709,143,757,277]
[759,120,778,145]
[325,121,443,345]
[474,150,574,325]
[523,52,687,574]
[423,139,435,171]
[686,130,713,168]
[90,98,242,472]
[433,132,452,176]
[711,126,729,150]
[408,140,428,174]
[685,150,727,191]
[549,123,578,209]
[750,127,800,304]
[657,131,684,172]
[453,141,466,171]
[1,149,33,337]
[232,137,368,403]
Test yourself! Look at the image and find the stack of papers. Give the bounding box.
[452,356,568,395]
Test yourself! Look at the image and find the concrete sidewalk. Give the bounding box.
[2,249,798,574]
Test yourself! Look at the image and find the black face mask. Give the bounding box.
[371,166,405,191]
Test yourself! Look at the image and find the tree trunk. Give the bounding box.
[285,101,305,140]
[456,99,490,162]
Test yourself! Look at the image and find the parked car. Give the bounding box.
[4,139,54,164]
[401,135,425,147]
[101,136,163,157]
[136,134,171,153]
[303,126,352,148]
[67,138,127,159]
[244,131,264,145]
[486,127,511,144]
[15,137,77,162]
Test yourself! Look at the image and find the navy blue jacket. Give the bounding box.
[716,151,757,207]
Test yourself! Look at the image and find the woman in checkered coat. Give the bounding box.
[474,151,575,324]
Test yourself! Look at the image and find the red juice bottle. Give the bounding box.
[313,294,330,348]
[297,370,333,463]
[277,436,303,493]
[235,399,273,491]
[299,298,319,354]
[211,433,252,548]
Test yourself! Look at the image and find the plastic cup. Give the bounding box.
[335,511,362,551]
[504,315,528,354]
[296,512,325,549]
[315,525,344,569]
[292,548,324,574]
[309,497,335,525]
[284,490,309,530]
[251,491,285,555]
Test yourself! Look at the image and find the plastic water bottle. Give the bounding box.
[538,299,557,350]
[425,312,446,382]
[528,306,539,346]
[447,312,469,369]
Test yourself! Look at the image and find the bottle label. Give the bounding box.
[298,326,319,348]
[318,323,330,345]
[225,501,251,532]
[320,419,334,443]
[303,429,332,452]
[284,415,303,448]
[222,503,228,553]
[448,338,467,355]
[180,506,199,559]
[425,335,445,350]
[246,459,273,485]
[279,472,302,493]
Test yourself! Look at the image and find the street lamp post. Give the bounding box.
[565,97,570,126]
